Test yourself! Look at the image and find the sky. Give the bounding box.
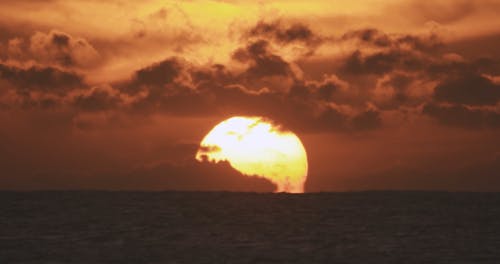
[0,0,499,192]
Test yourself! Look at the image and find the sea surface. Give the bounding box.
[1,191,499,263]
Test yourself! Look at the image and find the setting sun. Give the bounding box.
[196,116,308,193]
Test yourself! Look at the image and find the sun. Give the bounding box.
[196,116,308,193]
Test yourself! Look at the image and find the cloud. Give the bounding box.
[1,2,500,192]
[340,48,428,76]
[119,54,382,133]
[232,40,295,79]
[127,160,276,192]
[289,75,351,103]
[5,30,100,69]
[446,34,500,63]
[329,27,500,119]
[352,110,382,130]
[131,58,185,89]
[336,29,444,79]
[340,28,442,52]
[433,73,500,106]
[423,103,500,129]
[1,22,499,133]
[73,86,123,112]
[0,63,84,95]
[0,131,275,191]
[0,158,278,192]
[2,23,498,134]
[246,20,322,48]
[341,28,392,47]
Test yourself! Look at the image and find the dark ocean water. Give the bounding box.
[1,191,499,263]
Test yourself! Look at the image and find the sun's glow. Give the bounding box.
[196,116,308,193]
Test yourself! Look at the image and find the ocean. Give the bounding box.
[1,191,499,263]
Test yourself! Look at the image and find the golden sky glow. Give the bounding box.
[196,116,308,193]
[0,0,500,191]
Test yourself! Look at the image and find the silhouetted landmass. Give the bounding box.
[1,191,499,263]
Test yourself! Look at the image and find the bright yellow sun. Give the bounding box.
[196,116,308,193]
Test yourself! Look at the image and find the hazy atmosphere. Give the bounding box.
[1,0,500,192]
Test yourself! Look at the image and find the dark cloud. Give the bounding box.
[232,40,294,79]
[247,20,321,46]
[332,28,500,118]
[51,32,70,47]
[19,97,61,110]
[124,62,214,116]
[352,110,382,131]
[3,30,101,69]
[396,34,443,53]
[121,57,217,115]
[2,25,498,134]
[289,75,355,104]
[341,28,391,47]
[73,87,123,112]
[133,58,184,88]
[2,25,496,136]
[209,82,381,133]
[117,53,381,133]
[341,49,425,76]
[0,63,84,95]
[337,29,444,78]
[33,30,100,68]
[433,73,500,106]
[1,114,277,191]
[128,160,276,192]
[447,34,500,64]
[385,73,413,91]
[0,158,276,192]
[423,103,500,129]
[341,28,442,52]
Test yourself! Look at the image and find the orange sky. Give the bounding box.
[0,0,499,191]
